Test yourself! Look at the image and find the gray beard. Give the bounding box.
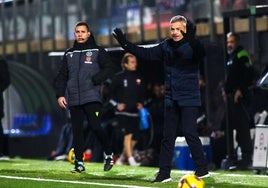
[227,48,234,55]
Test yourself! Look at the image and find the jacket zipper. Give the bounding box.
[78,51,82,105]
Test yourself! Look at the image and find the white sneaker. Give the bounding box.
[55,154,67,161]
[0,155,10,161]
[128,156,140,166]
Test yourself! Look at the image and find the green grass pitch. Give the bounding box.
[0,158,268,188]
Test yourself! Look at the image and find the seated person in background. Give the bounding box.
[47,120,73,161]
[48,116,103,162]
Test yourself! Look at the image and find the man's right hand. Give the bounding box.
[57,97,67,109]
[112,28,126,46]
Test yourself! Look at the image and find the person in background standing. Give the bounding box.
[0,57,10,160]
[222,32,253,170]
[54,21,115,173]
[109,53,146,166]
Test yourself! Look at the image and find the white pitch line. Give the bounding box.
[172,170,268,179]
[0,175,156,188]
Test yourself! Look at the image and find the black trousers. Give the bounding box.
[226,96,253,161]
[159,99,208,175]
[69,102,112,162]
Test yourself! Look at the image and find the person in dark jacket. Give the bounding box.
[222,32,253,170]
[113,15,209,182]
[0,57,10,159]
[54,21,115,173]
[109,53,146,166]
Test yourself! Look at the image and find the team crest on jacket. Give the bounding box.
[85,51,92,64]
[136,79,141,85]
[69,53,73,58]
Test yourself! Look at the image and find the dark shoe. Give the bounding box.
[152,172,171,183]
[236,159,251,170]
[47,155,55,161]
[228,165,237,171]
[195,169,210,178]
[226,159,238,171]
[104,153,114,171]
[71,161,85,173]
[227,159,251,171]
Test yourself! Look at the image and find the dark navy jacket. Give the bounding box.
[122,38,202,106]
[55,37,115,107]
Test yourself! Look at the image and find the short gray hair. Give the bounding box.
[227,32,240,42]
[170,15,187,25]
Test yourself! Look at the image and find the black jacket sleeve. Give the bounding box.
[54,53,68,98]
[92,47,116,85]
[0,58,10,92]
[121,40,164,62]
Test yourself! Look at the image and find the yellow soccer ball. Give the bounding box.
[178,174,205,188]
[68,148,89,164]
[68,148,76,164]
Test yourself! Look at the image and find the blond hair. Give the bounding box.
[121,53,136,69]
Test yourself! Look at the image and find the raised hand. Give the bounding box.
[112,28,127,46]
[181,20,196,43]
[182,21,205,63]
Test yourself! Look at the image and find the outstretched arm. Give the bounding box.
[112,28,164,62]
